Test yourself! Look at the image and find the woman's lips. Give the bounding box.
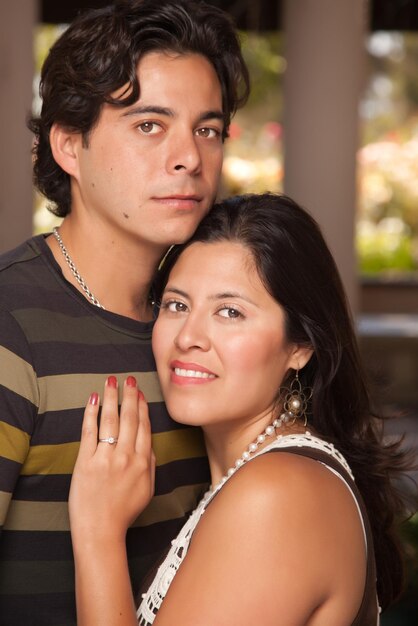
[170,361,217,384]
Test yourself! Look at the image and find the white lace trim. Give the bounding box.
[137,433,353,625]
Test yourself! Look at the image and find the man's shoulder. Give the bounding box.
[0,235,46,275]
[0,235,56,312]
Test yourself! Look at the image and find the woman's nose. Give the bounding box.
[174,314,210,352]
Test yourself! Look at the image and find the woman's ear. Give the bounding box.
[49,123,81,178]
[288,344,313,371]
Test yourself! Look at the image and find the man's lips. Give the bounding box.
[152,195,203,209]
[170,360,217,382]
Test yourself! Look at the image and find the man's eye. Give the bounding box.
[218,307,242,319]
[138,122,161,135]
[195,127,221,139]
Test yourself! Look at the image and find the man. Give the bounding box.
[0,1,249,623]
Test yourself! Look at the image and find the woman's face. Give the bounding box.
[152,241,303,430]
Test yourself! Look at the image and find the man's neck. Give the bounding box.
[47,215,166,322]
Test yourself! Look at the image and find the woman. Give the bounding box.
[69,194,407,625]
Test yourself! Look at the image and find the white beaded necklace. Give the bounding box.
[214,411,293,489]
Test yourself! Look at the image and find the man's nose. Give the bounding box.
[166,131,202,175]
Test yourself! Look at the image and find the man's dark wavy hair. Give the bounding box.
[28,0,250,217]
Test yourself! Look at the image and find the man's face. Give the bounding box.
[71,52,224,251]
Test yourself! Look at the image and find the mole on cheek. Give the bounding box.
[123,213,129,219]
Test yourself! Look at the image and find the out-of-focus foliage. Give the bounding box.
[32,28,418,277]
[222,33,284,196]
[357,32,418,275]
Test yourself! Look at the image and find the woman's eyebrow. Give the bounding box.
[209,291,257,306]
[163,287,189,298]
[164,287,257,306]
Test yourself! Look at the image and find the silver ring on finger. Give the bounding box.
[98,437,118,445]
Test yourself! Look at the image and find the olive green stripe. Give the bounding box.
[154,426,206,466]
[13,308,151,344]
[0,345,39,406]
[0,490,12,526]
[21,427,206,475]
[3,483,206,531]
[37,371,163,413]
[0,421,30,464]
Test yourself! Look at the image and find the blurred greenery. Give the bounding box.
[33,28,418,275]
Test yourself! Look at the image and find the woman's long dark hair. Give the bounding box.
[155,193,410,609]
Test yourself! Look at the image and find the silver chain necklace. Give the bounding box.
[52,227,105,309]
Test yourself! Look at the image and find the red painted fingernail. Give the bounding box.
[89,392,99,405]
[127,376,137,388]
[138,390,145,401]
[107,376,117,388]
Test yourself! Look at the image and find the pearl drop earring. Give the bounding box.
[279,368,312,426]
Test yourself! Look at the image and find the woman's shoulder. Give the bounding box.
[171,441,367,625]
[213,442,354,520]
[212,433,353,506]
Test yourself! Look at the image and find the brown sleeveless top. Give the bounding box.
[138,434,381,625]
[269,445,380,626]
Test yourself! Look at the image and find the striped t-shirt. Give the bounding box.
[0,235,209,626]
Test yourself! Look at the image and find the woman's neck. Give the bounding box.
[203,414,309,488]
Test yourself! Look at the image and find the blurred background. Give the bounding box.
[0,0,417,622]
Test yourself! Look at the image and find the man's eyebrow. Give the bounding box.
[198,110,224,123]
[121,106,224,123]
[121,105,174,118]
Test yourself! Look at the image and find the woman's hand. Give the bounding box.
[69,375,155,545]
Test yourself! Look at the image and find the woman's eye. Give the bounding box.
[217,307,242,319]
[138,122,161,135]
[195,127,221,139]
[162,300,188,313]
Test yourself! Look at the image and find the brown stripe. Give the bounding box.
[3,483,206,531]
[37,371,163,413]
[0,490,12,526]
[0,346,39,406]
[21,427,206,475]
[13,308,151,344]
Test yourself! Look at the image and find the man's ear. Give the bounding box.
[49,123,81,178]
[288,344,314,372]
